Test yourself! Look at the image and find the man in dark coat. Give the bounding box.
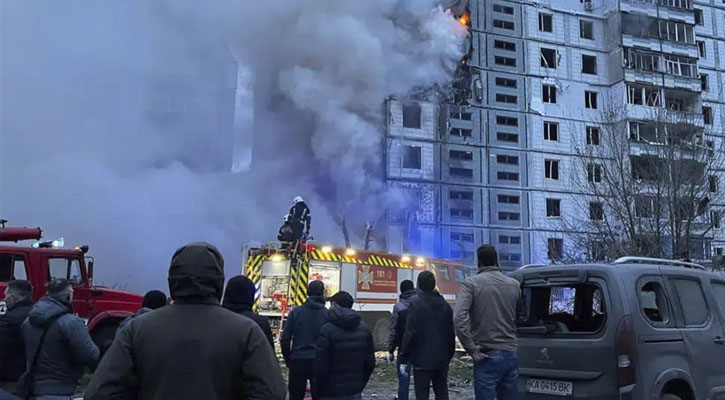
[222,275,275,349]
[281,280,328,400]
[288,196,311,241]
[116,289,167,335]
[84,242,286,400]
[21,279,99,399]
[387,279,415,400]
[0,280,33,395]
[313,291,375,400]
[399,271,455,400]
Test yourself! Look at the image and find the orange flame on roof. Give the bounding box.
[458,12,470,27]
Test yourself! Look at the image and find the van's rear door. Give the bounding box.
[516,271,620,399]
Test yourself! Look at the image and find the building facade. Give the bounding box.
[385,0,725,270]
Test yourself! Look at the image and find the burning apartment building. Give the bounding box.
[384,0,725,269]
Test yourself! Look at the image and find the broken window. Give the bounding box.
[539,13,553,32]
[659,21,695,44]
[518,283,607,334]
[450,167,474,178]
[698,40,706,58]
[497,154,519,165]
[449,149,473,161]
[627,85,660,106]
[450,190,474,201]
[701,74,709,91]
[629,122,663,144]
[545,159,560,180]
[494,40,516,51]
[493,4,514,14]
[497,171,520,181]
[402,103,422,129]
[499,212,521,221]
[703,106,713,125]
[498,194,520,204]
[450,128,473,138]
[403,146,422,169]
[496,115,518,126]
[695,9,703,25]
[450,109,472,121]
[710,175,718,193]
[495,77,517,88]
[635,195,656,218]
[544,121,559,141]
[585,91,598,109]
[582,55,597,75]
[546,198,562,217]
[494,19,515,30]
[664,55,698,78]
[547,238,564,261]
[496,94,517,104]
[586,126,601,145]
[590,202,604,220]
[623,48,661,72]
[543,84,557,103]
[541,48,557,68]
[661,0,691,8]
[712,211,721,229]
[631,156,664,181]
[497,132,519,143]
[587,163,603,183]
[495,56,517,67]
[580,20,594,39]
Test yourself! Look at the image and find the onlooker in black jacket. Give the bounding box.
[281,280,329,400]
[0,280,33,395]
[21,279,99,399]
[387,280,416,400]
[85,242,286,400]
[116,289,167,335]
[313,291,375,400]
[400,271,455,400]
[222,275,275,349]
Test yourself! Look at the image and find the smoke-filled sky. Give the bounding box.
[0,0,464,292]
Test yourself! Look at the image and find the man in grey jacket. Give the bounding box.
[453,245,521,400]
[21,279,99,400]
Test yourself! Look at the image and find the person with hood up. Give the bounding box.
[387,280,416,400]
[313,291,375,400]
[454,245,521,400]
[115,290,167,335]
[222,275,275,349]
[84,242,286,400]
[399,271,455,400]
[281,280,328,400]
[20,279,99,400]
[0,280,33,396]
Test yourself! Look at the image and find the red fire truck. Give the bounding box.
[243,241,473,349]
[0,222,143,352]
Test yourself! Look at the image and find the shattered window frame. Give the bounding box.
[543,84,557,104]
[402,145,422,169]
[585,90,598,109]
[546,198,562,218]
[538,13,553,33]
[544,121,559,141]
[586,126,601,146]
[580,20,594,39]
[544,159,560,180]
[540,47,557,69]
[402,103,422,129]
[582,54,597,75]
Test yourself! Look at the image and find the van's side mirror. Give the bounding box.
[87,260,94,281]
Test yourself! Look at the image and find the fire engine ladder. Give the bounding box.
[279,239,310,333]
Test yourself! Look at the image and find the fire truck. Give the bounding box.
[0,222,143,352]
[243,241,472,349]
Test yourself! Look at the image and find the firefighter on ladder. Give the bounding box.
[287,196,311,242]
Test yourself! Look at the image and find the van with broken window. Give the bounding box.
[510,257,725,400]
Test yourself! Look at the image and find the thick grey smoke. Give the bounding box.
[0,0,464,292]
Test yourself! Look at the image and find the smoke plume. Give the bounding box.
[0,0,464,292]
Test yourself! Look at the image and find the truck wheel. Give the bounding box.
[372,318,390,351]
[661,395,682,400]
[92,324,118,356]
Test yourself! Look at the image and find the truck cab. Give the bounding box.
[0,224,143,352]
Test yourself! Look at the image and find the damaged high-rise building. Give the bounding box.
[385,0,725,270]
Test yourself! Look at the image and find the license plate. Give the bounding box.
[527,379,573,396]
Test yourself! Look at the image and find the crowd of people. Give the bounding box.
[0,242,521,400]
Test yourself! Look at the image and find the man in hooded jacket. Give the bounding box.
[281,280,328,400]
[387,280,415,400]
[84,242,286,400]
[115,290,167,335]
[313,291,375,400]
[222,275,275,349]
[399,271,455,400]
[21,279,99,400]
[0,280,33,395]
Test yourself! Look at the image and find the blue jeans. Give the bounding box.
[319,394,362,400]
[397,361,411,400]
[473,350,518,400]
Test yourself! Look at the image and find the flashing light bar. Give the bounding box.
[32,237,64,249]
[345,248,356,256]
[321,246,333,253]
[401,255,411,263]
[416,257,426,265]
[270,254,284,262]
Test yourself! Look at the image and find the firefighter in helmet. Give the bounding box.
[277,215,294,242]
[287,196,311,242]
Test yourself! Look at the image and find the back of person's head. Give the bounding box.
[142,290,167,310]
[48,279,72,303]
[308,280,325,297]
[328,291,354,309]
[417,271,436,292]
[5,280,32,306]
[400,279,414,293]
[222,275,256,308]
[168,242,225,302]
[477,245,499,268]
